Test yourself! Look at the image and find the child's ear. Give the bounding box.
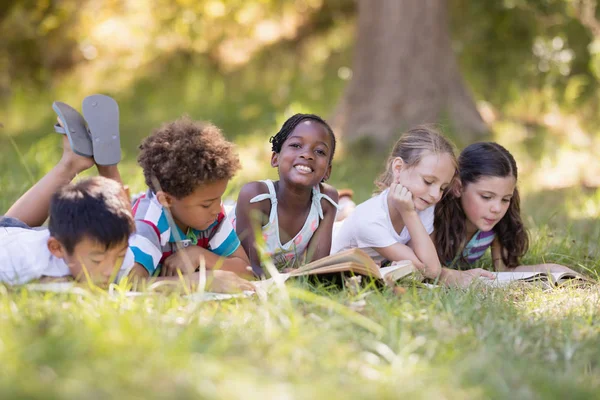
[47,236,67,259]
[451,180,463,197]
[156,191,173,208]
[270,152,279,168]
[321,164,332,183]
[391,157,404,182]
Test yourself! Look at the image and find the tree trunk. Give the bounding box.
[332,0,487,146]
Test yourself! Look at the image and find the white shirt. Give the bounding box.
[0,227,134,285]
[331,189,435,265]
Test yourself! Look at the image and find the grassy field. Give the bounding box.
[0,280,599,398]
[2,57,600,398]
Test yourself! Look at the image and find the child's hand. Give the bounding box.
[444,268,494,288]
[161,247,200,277]
[207,270,256,293]
[389,182,416,214]
[458,268,494,287]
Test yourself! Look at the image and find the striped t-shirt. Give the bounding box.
[462,229,496,264]
[130,190,240,275]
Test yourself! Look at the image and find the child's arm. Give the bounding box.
[373,242,494,285]
[127,263,255,293]
[160,245,253,279]
[373,243,430,274]
[403,212,441,279]
[427,232,494,286]
[6,135,94,226]
[388,183,442,279]
[438,268,495,286]
[304,184,339,263]
[491,239,577,273]
[96,164,123,186]
[234,183,270,277]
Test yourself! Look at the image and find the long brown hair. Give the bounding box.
[434,142,529,267]
[374,125,457,193]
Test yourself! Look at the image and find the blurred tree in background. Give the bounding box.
[332,0,487,146]
[2,0,600,161]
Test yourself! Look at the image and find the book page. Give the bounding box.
[486,271,590,287]
[494,272,549,282]
[551,272,591,285]
[186,291,255,302]
[26,282,79,293]
[293,249,379,276]
[380,260,415,282]
[481,272,551,287]
[291,262,383,279]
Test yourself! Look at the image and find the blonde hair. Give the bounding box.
[375,125,457,192]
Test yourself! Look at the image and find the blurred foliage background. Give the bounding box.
[2,0,600,251]
[2,4,600,398]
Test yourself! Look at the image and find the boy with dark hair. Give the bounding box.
[1,103,253,292]
[130,116,251,278]
[0,136,135,285]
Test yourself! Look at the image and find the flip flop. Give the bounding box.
[52,101,93,157]
[82,94,121,165]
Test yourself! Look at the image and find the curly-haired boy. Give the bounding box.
[129,117,251,278]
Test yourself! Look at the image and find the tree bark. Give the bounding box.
[332,0,487,145]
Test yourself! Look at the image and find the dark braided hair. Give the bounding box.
[434,142,529,268]
[269,113,337,163]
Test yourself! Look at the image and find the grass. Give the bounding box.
[2,53,600,398]
[0,280,599,399]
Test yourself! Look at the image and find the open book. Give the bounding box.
[23,281,258,302]
[282,249,420,286]
[482,271,592,288]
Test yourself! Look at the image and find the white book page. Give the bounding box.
[26,282,79,293]
[186,291,254,302]
[24,282,258,301]
[494,272,548,282]
[380,260,414,280]
[481,271,590,287]
[480,272,550,287]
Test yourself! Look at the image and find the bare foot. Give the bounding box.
[56,118,94,174]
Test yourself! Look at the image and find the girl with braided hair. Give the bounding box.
[235,113,339,275]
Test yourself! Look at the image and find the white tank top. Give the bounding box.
[249,180,338,270]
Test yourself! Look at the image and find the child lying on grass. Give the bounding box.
[128,117,252,279]
[433,142,578,279]
[331,126,495,286]
[0,98,253,293]
[234,114,339,276]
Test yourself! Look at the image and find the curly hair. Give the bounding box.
[138,117,241,199]
[374,125,457,193]
[433,142,529,268]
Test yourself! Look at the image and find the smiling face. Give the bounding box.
[271,120,333,188]
[459,175,516,234]
[48,236,129,284]
[159,179,229,232]
[394,152,456,211]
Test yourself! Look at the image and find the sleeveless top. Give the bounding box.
[249,179,339,270]
[447,229,496,268]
